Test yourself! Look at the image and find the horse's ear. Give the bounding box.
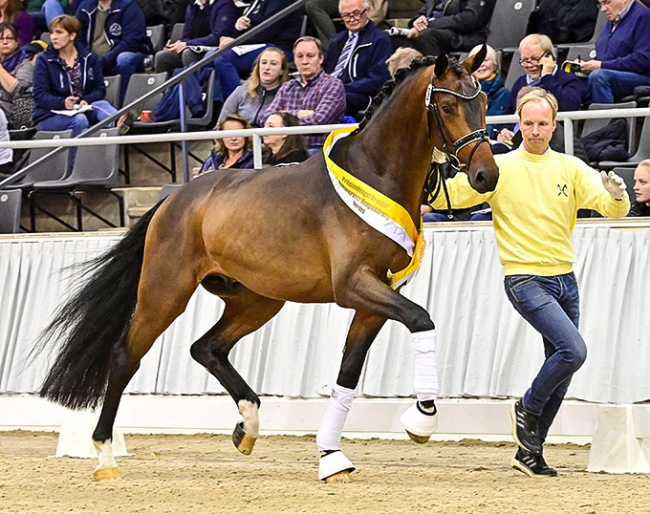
[434,53,449,78]
[463,45,487,75]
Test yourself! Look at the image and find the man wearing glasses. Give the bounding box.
[577,0,650,104]
[322,0,391,120]
[389,0,495,57]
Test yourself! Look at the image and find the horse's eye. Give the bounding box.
[442,105,454,115]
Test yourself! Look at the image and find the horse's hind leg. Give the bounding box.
[189,286,285,456]
[92,267,199,480]
[317,312,386,483]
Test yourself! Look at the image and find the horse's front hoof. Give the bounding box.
[93,466,121,481]
[319,450,355,482]
[404,430,430,444]
[232,421,256,455]
[400,402,438,444]
[325,470,352,483]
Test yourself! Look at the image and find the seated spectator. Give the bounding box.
[0,108,13,177]
[217,46,288,127]
[31,15,118,138]
[629,159,650,217]
[0,25,42,128]
[506,34,582,115]
[467,43,508,136]
[212,0,302,102]
[154,0,238,74]
[385,46,422,78]
[0,0,35,46]
[75,0,154,103]
[526,0,599,45]
[262,111,309,166]
[305,0,387,49]
[578,0,650,104]
[200,113,254,171]
[322,0,391,119]
[263,36,345,149]
[389,0,494,57]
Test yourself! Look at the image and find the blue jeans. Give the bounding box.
[588,68,650,104]
[504,272,587,442]
[104,52,147,104]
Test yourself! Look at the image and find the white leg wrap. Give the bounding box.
[316,384,355,452]
[411,329,439,402]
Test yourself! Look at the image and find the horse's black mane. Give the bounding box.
[353,54,464,134]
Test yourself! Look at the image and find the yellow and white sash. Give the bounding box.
[323,126,427,289]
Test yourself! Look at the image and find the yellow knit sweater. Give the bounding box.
[431,148,630,276]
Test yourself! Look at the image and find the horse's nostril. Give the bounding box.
[474,172,486,187]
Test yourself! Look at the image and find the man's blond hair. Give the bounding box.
[516,88,559,120]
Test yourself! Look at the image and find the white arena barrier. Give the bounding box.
[56,409,129,459]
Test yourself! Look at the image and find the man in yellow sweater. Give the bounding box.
[431,87,630,477]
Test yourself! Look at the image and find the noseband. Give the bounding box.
[425,71,489,172]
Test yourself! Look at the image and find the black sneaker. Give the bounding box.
[511,399,542,454]
[512,449,557,477]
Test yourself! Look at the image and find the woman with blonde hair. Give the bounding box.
[217,46,289,127]
[468,44,509,135]
[629,159,650,217]
[385,47,422,79]
[0,0,35,45]
[201,114,254,171]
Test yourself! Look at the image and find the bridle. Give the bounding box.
[424,66,490,217]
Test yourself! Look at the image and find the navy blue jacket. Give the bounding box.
[507,68,583,113]
[76,0,154,70]
[322,21,391,99]
[32,43,106,124]
[234,0,302,55]
[183,0,239,47]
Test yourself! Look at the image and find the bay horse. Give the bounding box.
[36,48,498,482]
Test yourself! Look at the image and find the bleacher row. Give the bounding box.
[0,0,649,233]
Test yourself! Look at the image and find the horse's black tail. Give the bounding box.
[36,201,165,410]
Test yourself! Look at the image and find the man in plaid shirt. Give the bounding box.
[263,36,346,149]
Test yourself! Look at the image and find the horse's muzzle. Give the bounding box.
[470,166,499,194]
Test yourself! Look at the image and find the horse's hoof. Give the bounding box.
[400,402,438,444]
[318,450,355,482]
[325,470,352,483]
[232,421,256,455]
[93,467,121,481]
[404,430,430,444]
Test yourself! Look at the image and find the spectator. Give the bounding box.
[0,24,38,126]
[154,0,238,74]
[322,0,391,119]
[75,0,154,103]
[263,36,345,149]
[32,15,118,138]
[305,0,387,49]
[578,0,650,104]
[526,0,599,45]
[385,46,422,78]
[629,159,650,217]
[0,108,12,177]
[200,113,254,171]
[41,0,76,27]
[507,35,582,114]
[217,46,288,127]
[0,0,36,45]
[468,43,508,136]
[389,0,494,57]
[262,111,309,165]
[212,0,302,102]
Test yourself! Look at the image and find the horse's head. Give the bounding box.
[427,46,499,193]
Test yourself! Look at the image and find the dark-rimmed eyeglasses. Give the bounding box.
[519,54,545,67]
[340,8,368,21]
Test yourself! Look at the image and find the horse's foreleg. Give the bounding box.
[189,290,285,456]
[92,271,198,480]
[335,272,439,445]
[317,312,386,483]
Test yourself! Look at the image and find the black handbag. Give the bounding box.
[10,85,34,129]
